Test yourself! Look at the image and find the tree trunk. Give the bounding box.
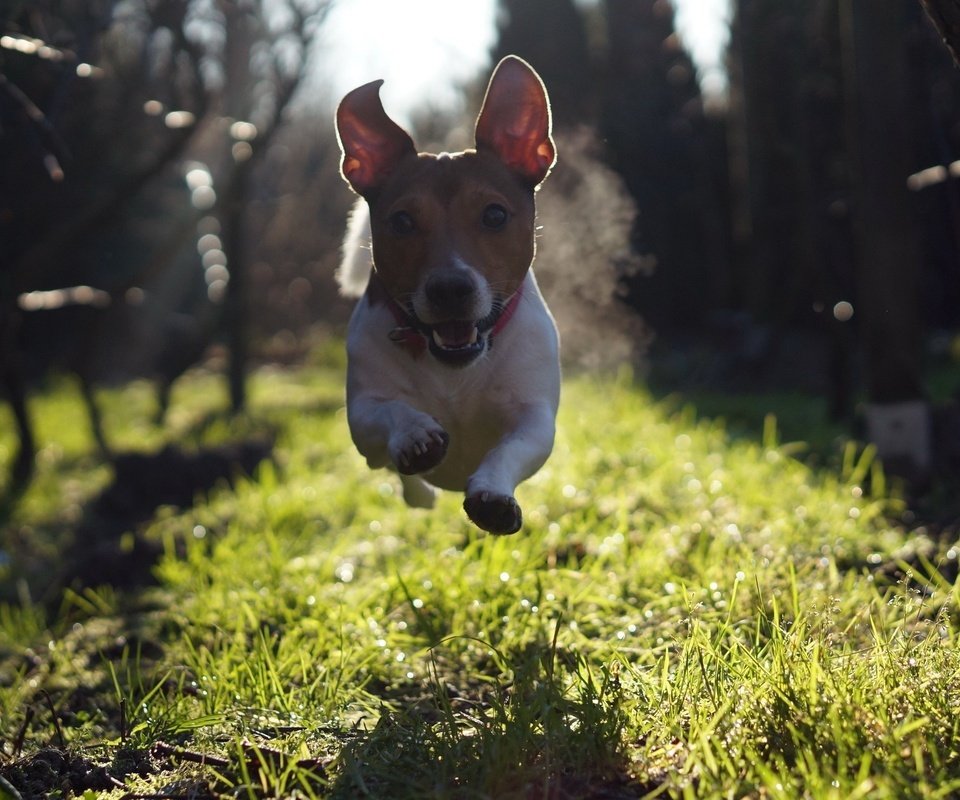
[223,158,253,414]
[842,0,931,477]
[0,303,34,489]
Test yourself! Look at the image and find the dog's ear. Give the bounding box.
[475,56,556,188]
[336,80,416,198]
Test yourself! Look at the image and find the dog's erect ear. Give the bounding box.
[475,56,556,188]
[336,80,416,197]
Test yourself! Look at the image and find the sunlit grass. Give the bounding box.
[1,357,959,798]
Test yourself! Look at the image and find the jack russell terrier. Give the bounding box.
[335,55,559,535]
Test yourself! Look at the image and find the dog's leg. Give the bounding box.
[350,397,441,507]
[463,403,556,535]
[348,397,449,477]
[399,473,439,509]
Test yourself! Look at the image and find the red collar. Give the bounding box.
[366,275,524,359]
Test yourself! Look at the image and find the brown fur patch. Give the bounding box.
[367,151,537,304]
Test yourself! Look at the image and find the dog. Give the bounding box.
[335,55,559,535]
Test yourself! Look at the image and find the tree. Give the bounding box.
[1,0,210,486]
[600,0,724,331]
[194,0,332,412]
[488,0,729,340]
[842,0,931,477]
[728,0,937,474]
[490,0,592,126]
[0,0,332,490]
[727,0,821,326]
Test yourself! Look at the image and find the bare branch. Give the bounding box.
[919,0,960,65]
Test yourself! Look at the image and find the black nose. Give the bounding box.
[425,270,476,310]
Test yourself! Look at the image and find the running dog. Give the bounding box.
[335,55,559,534]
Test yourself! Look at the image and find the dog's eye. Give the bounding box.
[482,204,508,230]
[388,210,416,235]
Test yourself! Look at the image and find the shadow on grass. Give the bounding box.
[329,634,655,800]
[1,388,344,606]
[1,436,275,608]
[61,439,275,589]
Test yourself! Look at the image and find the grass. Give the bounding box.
[1,350,959,798]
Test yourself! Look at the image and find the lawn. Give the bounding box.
[1,353,959,799]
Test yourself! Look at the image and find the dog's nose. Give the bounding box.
[425,270,476,309]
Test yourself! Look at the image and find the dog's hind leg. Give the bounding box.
[399,473,439,509]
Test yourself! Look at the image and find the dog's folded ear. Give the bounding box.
[336,80,417,198]
[475,55,556,189]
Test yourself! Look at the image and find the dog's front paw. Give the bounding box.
[464,492,522,535]
[390,419,449,475]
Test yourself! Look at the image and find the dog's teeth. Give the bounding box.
[431,326,479,349]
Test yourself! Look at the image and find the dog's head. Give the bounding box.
[336,55,555,366]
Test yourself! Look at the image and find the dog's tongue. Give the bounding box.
[432,321,478,349]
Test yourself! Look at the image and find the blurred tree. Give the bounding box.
[1,0,210,485]
[488,0,730,335]
[729,0,943,474]
[193,0,331,412]
[599,0,725,331]
[727,0,818,326]
[909,1,960,334]
[726,0,863,417]
[842,0,930,477]
[0,0,332,489]
[490,0,593,126]
[247,115,355,348]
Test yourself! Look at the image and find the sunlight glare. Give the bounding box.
[232,141,253,161]
[316,0,498,124]
[833,301,854,322]
[229,121,258,140]
[185,167,212,190]
[18,286,110,311]
[313,0,730,122]
[43,154,64,182]
[673,0,731,97]
[197,233,222,254]
[191,186,216,209]
[907,164,948,191]
[164,110,196,129]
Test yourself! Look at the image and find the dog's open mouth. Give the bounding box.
[431,320,479,349]
[428,320,486,365]
[387,295,518,367]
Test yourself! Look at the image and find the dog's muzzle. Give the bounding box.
[424,303,512,365]
[387,287,524,367]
